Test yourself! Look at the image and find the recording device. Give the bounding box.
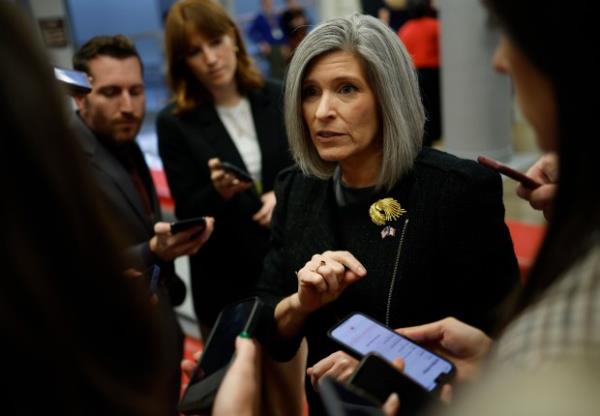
[319,377,384,416]
[328,313,455,394]
[350,353,435,414]
[170,216,207,235]
[477,155,542,189]
[219,161,254,183]
[178,297,265,415]
[53,67,92,96]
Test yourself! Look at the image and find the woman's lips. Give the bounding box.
[316,130,344,140]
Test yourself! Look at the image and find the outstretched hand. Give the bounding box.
[295,251,367,314]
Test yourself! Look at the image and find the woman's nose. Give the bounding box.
[315,93,335,119]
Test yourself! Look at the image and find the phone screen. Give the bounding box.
[189,298,260,383]
[330,313,454,392]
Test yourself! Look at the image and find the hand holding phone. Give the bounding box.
[477,155,542,189]
[328,313,455,394]
[350,353,435,413]
[219,161,254,183]
[179,297,265,415]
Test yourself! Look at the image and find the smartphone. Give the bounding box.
[319,377,384,416]
[170,216,206,234]
[328,313,455,393]
[219,161,254,183]
[53,67,92,96]
[477,155,541,189]
[178,297,264,415]
[350,353,435,413]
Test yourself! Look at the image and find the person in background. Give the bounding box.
[71,35,214,415]
[158,0,293,339]
[398,0,441,146]
[395,0,600,412]
[255,13,518,415]
[248,0,288,79]
[280,0,310,60]
[0,3,172,414]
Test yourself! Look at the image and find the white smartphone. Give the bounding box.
[328,312,455,393]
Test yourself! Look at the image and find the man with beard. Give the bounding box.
[72,35,213,414]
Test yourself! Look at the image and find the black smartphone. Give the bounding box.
[178,297,264,415]
[319,377,384,416]
[53,67,92,96]
[219,161,254,183]
[477,155,541,189]
[170,216,206,235]
[350,353,435,414]
[328,313,455,394]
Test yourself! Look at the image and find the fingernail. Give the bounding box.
[239,331,252,339]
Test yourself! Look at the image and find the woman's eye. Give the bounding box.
[339,84,358,94]
[187,47,201,57]
[210,37,224,47]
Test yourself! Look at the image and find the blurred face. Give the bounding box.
[301,51,381,177]
[75,56,145,144]
[493,35,558,151]
[185,30,238,96]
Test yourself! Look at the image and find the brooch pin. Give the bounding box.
[369,197,406,239]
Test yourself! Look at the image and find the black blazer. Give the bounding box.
[73,115,184,413]
[256,148,519,413]
[156,80,293,325]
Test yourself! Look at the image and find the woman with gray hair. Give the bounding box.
[255,13,518,414]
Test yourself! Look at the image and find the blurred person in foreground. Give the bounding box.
[0,3,174,415]
[395,0,600,413]
[254,13,519,415]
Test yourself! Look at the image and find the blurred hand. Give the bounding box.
[252,191,276,227]
[149,217,214,262]
[516,153,558,220]
[307,351,359,390]
[213,336,262,416]
[295,251,367,314]
[396,317,492,403]
[180,350,202,390]
[209,158,253,200]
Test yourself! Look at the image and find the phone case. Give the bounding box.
[319,377,383,416]
[350,353,435,411]
[170,217,206,234]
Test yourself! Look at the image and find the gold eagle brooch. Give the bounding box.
[369,198,406,239]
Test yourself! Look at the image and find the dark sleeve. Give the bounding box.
[439,165,519,334]
[156,110,225,220]
[254,170,306,360]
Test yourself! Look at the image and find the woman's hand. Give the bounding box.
[252,191,276,227]
[396,317,492,402]
[307,351,359,389]
[296,251,367,314]
[213,336,262,416]
[516,152,558,220]
[209,158,252,200]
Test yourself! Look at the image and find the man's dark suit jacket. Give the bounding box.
[157,80,293,327]
[73,115,184,413]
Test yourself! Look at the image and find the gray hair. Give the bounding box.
[284,13,424,190]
